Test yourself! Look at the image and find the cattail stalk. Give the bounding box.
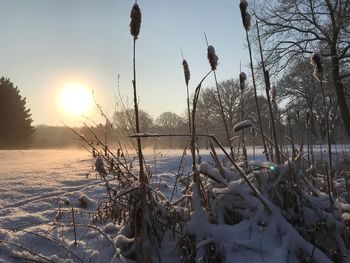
[130,3,150,260]
[239,73,248,162]
[256,21,280,164]
[132,39,146,185]
[252,126,256,160]
[287,108,296,159]
[213,71,235,158]
[191,70,212,172]
[130,3,144,183]
[320,81,334,213]
[190,71,212,220]
[206,41,235,158]
[311,52,333,214]
[240,6,269,161]
[310,110,316,165]
[306,111,311,166]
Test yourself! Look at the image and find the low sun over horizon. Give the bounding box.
[57,82,93,118]
[0,0,248,127]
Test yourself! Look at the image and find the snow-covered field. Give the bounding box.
[0,148,209,262]
[0,147,349,262]
[0,150,104,261]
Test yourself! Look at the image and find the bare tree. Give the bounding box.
[278,59,342,142]
[113,109,154,148]
[255,0,350,138]
[155,112,186,148]
[113,109,153,132]
[195,88,219,148]
[194,80,242,146]
[195,79,268,146]
[156,112,184,130]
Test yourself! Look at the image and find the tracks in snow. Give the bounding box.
[1,180,104,210]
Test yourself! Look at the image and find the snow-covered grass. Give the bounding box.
[0,149,108,262]
[0,148,204,262]
[0,147,349,262]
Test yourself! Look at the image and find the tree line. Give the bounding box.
[1,65,348,150]
[33,70,349,149]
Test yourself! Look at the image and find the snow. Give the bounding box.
[0,149,193,261]
[0,147,349,262]
[233,120,254,132]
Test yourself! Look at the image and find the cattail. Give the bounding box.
[182,59,190,86]
[207,45,218,70]
[130,3,142,40]
[239,0,251,31]
[310,52,323,81]
[239,72,247,91]
[243,13,251,31]
[239,0,248,13]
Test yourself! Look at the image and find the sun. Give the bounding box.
[58,82,92,116]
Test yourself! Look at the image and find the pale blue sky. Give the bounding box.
[0,0,250,126]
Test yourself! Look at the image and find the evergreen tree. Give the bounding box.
[0,77,35,149]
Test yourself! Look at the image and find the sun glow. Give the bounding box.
[58,83,92,116]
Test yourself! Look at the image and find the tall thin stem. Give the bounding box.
[205,33,234,158]
[245,29,269,161]
[287,108,296,159]
[191,71,212,172]
[240,88,248,162]
[320,80,334,214]
[132,39,146,185]
[132,38,149,256]
[213,71,235,159]
[186,84,191,133]
[256,22,280,164]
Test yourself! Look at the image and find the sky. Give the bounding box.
[0,0,250,126]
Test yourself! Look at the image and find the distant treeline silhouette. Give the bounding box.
[32,75,350,149]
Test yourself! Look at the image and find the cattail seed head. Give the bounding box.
[243,13,251,31]
[207,45,218,71]
[239,72,247,91]
[182,59,190,86]
[130,3,142,40]
[239,0,248,13]
[310,52,323,68]
[239,0,251,31]
[310,52,324,81]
